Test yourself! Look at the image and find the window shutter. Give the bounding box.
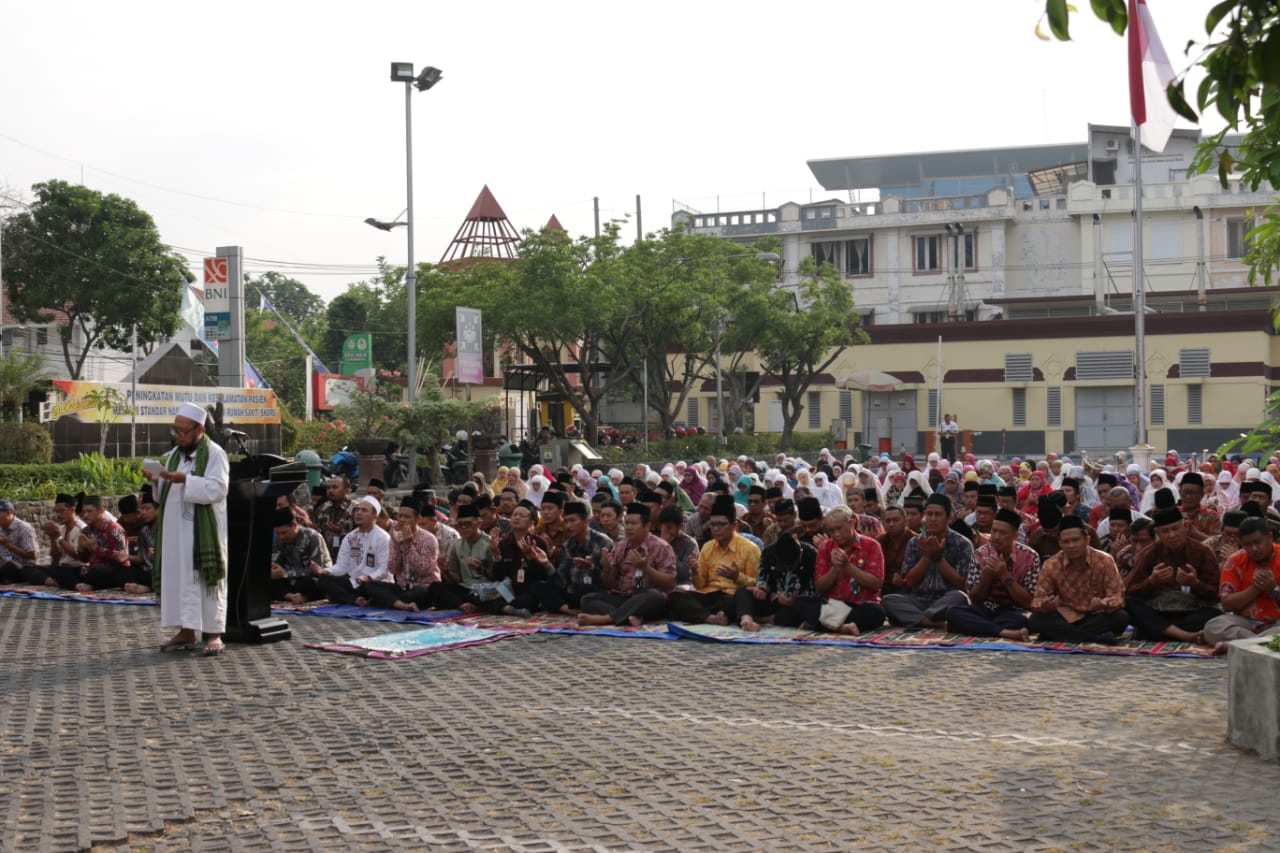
[839,390,852,422]
[927,389,939,427]
[1178,348,1210,379]
[1187,385,1203,425]
[1150,384,1165,426]
[1011,388,1027,427]
[1075,351,1134,380]
[687,397,699,428]
[1046,387,1062,427]
[1004,353,1034,382]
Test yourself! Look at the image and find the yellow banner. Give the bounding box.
[51,381,281,425]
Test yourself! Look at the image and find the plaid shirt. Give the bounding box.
[84,519,128,568]
[554,529,614,591]
[969,541,1041,611]
[389,526,440,588]
[0,518,37,563]
[609,533,677,596]
[314,498,354,556]
[1031,548,1125,613]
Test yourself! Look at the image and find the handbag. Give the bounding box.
[819,598,852,631]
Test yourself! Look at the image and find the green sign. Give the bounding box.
[340,333,372,374]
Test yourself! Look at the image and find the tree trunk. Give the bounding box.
[779,393,804,450]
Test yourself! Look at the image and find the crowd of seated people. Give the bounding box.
[4,449,1280,655]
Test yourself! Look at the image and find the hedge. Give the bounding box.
[0,422,53,464]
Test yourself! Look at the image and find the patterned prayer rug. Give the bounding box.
[304,623,535,659]
[667,622,1217,658]
[451,611,679,640]
[0,583,157,606]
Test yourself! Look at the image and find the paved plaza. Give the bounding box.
[1,597,1278,852]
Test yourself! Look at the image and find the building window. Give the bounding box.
[36,328,49,347]
[811,241,838,269]
[1075,350,1134,380]
[913,235,941,272]
[1047,386,1062,427]
[952,231,977,271]
[1004,353,1034,382]
[838,390,852,423]
[913,309,975,324]
[1150,384,1165,426]
[1179,348,1211,379]
[687,397,699,429]
[1227,217,1254,259]
[1011,388,1027,427]
[844,237,871,276]
[1187,384,1203,425]
[807,392,822,430]
[927,389,939,428]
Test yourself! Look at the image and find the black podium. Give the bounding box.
[224,455,302,643]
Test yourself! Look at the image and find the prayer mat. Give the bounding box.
[274,603,465,623]
[453,611,679,640]
[667,622,1218,658]
[0,583,157,606]
[304,623,534,659]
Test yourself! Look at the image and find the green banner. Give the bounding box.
[340,333,372,374]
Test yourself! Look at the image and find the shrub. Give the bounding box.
[292,418,352,458]
[0,422,53,464]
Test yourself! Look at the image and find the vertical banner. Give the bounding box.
[455,306,485,384]
[202,256,230,341]
[341,333,373,375]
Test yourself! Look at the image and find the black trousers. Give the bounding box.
[510,580,582,615]
[1028,609,1129,643]
[945,603,1029,637]
[667,590,736,624]
[317,574,367,605]
[1123,597,1220,640]
[431,581,507,614]
[270,575,322,602]
[732,588,825,628]
[826,601,887,633]
[579,590,667,625]
[1,560,49,585]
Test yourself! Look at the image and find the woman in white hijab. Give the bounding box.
[858,469,886,511]
[767,469,795,500]
[812,471,842,508]
[1139,469,1171,514]
[1214,469,1239,511]
[898,469,934,507]
[524,475,550,508]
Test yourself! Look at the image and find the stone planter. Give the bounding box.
[1227,636,1280,761]
[349,436,389,493]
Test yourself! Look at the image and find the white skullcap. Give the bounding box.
[176,402,207,424]
[358,495,381,515]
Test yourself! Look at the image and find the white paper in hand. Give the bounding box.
[142,459,165,477]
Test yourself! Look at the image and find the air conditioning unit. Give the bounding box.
[1105,139,1120,152]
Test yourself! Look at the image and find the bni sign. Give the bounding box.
[455,306,484,385]
[203,257,231,341]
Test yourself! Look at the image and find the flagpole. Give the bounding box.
[1132,123,1147,448]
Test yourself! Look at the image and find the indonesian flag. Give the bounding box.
[1128,0,1177,153]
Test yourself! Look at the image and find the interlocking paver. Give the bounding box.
[0,596,1277,851]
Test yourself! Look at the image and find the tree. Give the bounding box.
[0,351,52,422]
[321,262,406,374]
[394,370,490,487]
[1045,1,1280,283]
[244,307,318,418]
[245,271,325,326]
[0,180,192,379]
[747,258,865,448]
[82,385,131,456]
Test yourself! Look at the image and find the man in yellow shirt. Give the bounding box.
[668,495,760,625]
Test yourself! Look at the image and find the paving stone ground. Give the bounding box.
[1,596,1277,852]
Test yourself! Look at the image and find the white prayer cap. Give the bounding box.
[358,495,381,515]
[176,402,207,424]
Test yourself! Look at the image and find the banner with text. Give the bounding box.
[51,381,281,424]
[340,333,373,375]
[455,306,484,384]
[202,256,231,342]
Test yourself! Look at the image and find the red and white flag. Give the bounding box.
[1128,0,1177,153]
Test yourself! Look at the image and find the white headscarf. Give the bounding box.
[898,470,934,507]
[1139,468,1171,513]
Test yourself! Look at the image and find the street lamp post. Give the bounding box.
[382,62,441,484]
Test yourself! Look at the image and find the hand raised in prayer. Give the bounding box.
[715,563,738,580]
[891,572,906,587]
[1175,564,1198,586]
[270,563,286,580]
[811,533,829,548]
[1086,597,1110,612]
[113,550,130,564]
[831,548,850,572]
[572,556,593,570]
[981,554,1004,578]
[42,521,59,537]
[921,535,944,559]
[1254,568,1277,592]
[624,549,646,569]
[528,544,549,565]
[1152,563,1176,585]
[307,561,323,575]
[751,584,769,600]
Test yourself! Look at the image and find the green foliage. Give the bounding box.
[246,271,326,326]
[1218,388,1280,457]
[0,352,53,421]
[244,307,320,419]
[0,180,192,379]
[321,262,406,373]
[0,422,53,463]
[82,386,132,457]
[332,388,401,437]
[1049,1,1280,284]
[595,431,836,466]
[292,418,353,458]
[0,454,144,500]
[394,373,492,464]
[280,409,300,456]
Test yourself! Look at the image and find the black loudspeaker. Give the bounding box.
[223,456,298,643]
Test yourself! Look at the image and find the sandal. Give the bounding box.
[201,639,225,657]
[160,635,198,653]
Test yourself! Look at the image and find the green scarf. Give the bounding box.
[151,435,225,593]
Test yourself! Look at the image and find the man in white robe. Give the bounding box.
[148,402,229,656]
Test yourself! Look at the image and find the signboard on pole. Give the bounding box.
[455,306,484,385]
[202,257,230,342]
[340,333,373,375]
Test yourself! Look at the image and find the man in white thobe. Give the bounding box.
[148,402,229,656]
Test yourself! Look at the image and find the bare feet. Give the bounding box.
[836,623,861,636]
[739,616,760,632]
[578,613,612,627]
[392,600,419,611]
[123,583,151,594]
[283,593,305,605]
[999,628,1031,642]
[705,612,728,626]
[42,578,58,587]
[75,583,93,593]
[354,596,368,607]
[1212,641,1230,657]
[559,605,580,616]
[627,615,645,627]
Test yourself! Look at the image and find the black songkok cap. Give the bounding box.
[272,507,296,527]
[473,493,493,511]
[1109,507,1132,522]
[774,498,796,516]
[1037,497,1063,529]
[1097,473,1118,488]
[774,533,801,566]
[1154,487,1176,510]
[976,495,997,509]
[117,495,139,515]
[1181,472,1204,488]
[455,503,479,519]
[926,493,953,514]
[749,485,768,498]
[998,485,1018,499]
[367,478,386,491]
[1255,481,1274,499]
[994,508,1023,530]
[1152,507,1184,528]
[82,495,103,508]
[797,497,823,521]
[1060,477,1080,491]
[399,496,422,515]
[962,480,980,493]
[711,494,738,520]
[977,483,998,496]
[1058,515,1085,532]
[541,490,566,508]
[765,486,783,500]
[863,488,880,502]
[563,501,590,519]
[1223,510,1247,527]
[626,502,651,522]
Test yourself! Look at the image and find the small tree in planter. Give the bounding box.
[393,372,488,487]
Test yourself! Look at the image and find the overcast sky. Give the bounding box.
[2,0,1221,303]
